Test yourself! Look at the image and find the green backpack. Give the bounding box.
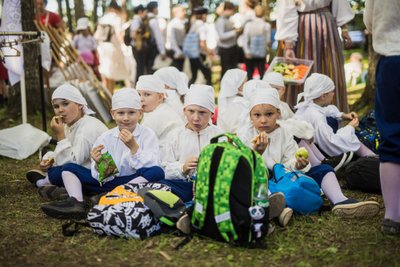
[191,133,269,247]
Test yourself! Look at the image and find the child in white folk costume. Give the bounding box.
[153,66,189,118]
[136,75,184,154]
[159,84,223,202]
[217,68,248,133]
[41,88,165,220]
[237,88,380,219]
[26,83,108,199]
[293,73,377,158]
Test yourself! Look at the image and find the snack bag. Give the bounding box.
[98,152,119,185]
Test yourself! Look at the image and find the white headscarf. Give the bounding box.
[153,67,189,95]
[250,88,281,111]
[111,88,142,110]
[184,84,215,113]
[242,80,270,101]
[52,83,95,115]
[136,75,166,95]
[263,72,285,88]
[296,73,335,109]
[218,68,247,114]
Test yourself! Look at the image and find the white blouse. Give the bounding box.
[140,102,184,153]
[275,0,354,42]
[237,123,311,172]
[46,115,108,169]
[91,124,161,182]
[162,125,223,180]
[293,102,360,156]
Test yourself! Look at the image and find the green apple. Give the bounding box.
[295,147,309,160]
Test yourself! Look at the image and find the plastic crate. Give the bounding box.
[265,57,314,85]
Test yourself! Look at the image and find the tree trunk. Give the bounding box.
[57,0,63,19]
[21,0,41,114]
[92,0,99,25]
[350,34,379,114]
[190,0,204,10]
[74,0,85,21]
[65,0,73,32]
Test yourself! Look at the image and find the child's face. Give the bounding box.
[52,99,84,126]
[111,108,142,132]
[250,104,281,134]
[318,91,335,107]
[184,105,212,132]
[138,90,164,112]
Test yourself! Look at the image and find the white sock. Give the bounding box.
[299,140,321,167]
[128,176,148,184]
[356,143,377,157]
[61,171,83,202]
[320,172,347,205]
[36,175,51,187]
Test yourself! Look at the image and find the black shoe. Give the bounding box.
[382,219,400,235]
[38,185,69,201]
[26,170,46,188]
[321,153,348,172]
[41,197,86,220]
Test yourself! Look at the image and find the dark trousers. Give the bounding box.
[167,49,185,71]
[245,57,266,80]
[132,47,147,82]
[219,45,239,78]
[189,55,211,85]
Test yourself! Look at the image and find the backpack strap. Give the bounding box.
[191,144,214,229]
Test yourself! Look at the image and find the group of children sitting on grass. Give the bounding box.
[26,66,381,232]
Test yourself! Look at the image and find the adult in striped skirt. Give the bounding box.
[275,0,354,112]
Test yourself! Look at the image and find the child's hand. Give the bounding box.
[50,116,65,141]
[91,144,105,163]
[342,112,358,121]
[183,156,199,175]
[119,129,139,154]
[295,157,309,170]
[39,158,54,172]
[348,117,359,128]
[252,132,269,155]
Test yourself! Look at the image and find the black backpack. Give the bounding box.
[355,111,381,154]
[344,156,381,193]
[124,26,132,46]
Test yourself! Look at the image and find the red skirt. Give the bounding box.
[0,61,9,81]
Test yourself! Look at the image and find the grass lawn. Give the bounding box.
[1,149,400,266]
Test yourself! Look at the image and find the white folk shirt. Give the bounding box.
[91,124,161,182]
[166,17,186,57]
[162,125,223,180]
[148,13,166,55]
[165,90,185,120]
[72,34,97,53]
[293,102,360,156]
[215,15,237,48]
[242,17,271,55]
[279,101,294,120]
[47,115,108,168]
[217,95,247,134]
[237,123,311,172]
[140,102,184,154]
[364,0,400,57]
[275,0,354,43]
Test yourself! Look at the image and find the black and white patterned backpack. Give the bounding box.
[87,183,171,239]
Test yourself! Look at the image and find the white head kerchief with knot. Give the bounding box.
[184,84,215,113]
[218,68,247,112]
[262,72,285,88]
[52,83,95,115]
[136,75,166,96]
[296,73,335,109]
[250,88,281,111]
[111,88,142,110]
[153,67,189,95]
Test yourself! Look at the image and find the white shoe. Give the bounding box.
[278,207,293,227]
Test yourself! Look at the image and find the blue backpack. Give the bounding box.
[183,31,200,59]
[269,164,322,215]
